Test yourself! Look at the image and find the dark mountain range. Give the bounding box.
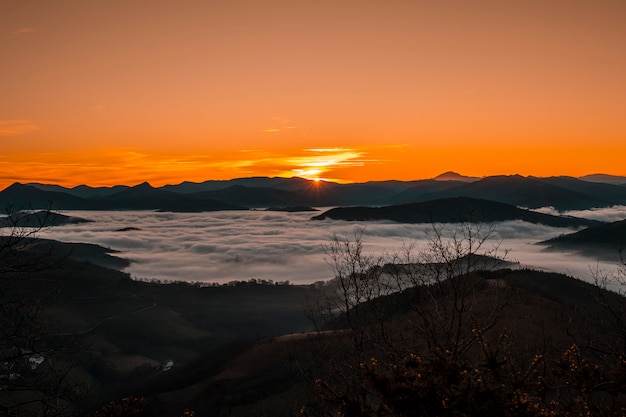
[536,176,626,205]
[161,176,313,193]
[0,183,94,210]
[394,175,623,210]
[311,197,600,228]
[97,182,207,211]
[99,183,246,211]
[539,218,626,260]
[0,183,245,212]
[3,173,626,212]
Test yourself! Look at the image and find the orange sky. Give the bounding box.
[1,0,625,188]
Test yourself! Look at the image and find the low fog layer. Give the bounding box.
[532,205,626,223]
[36,208,626,285]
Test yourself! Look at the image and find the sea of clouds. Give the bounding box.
[35,206,626,285]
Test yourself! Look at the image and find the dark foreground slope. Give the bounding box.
[5,236,626,416]
[312,197,600,228]
[0,241,315,415]
[130,268,626,417]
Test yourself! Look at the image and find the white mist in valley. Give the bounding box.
[37,208,626,285]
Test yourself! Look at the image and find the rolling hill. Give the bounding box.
[0,210,92,227]
[539,218,626,260]
[311,197,601,228]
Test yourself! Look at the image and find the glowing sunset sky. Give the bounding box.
[1,0,625,187]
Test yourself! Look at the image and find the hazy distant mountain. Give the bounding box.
[190,185,300,207]
[293,182,397,206]
[266,206,318,212]
[539,219,626,260]
[312,197,600,228]
[162,176,313,193]
[190,182,398,207]
[102,182,181,205]
[393,179,470,203]
[579,174,626,185]
[432,171,481,182]
[349,179,425,192]
[28,182,130,198]
[69,184,131,198]
[453,176,608,210]
[26,183,75,194]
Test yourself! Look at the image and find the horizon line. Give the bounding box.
[4,171,626,190]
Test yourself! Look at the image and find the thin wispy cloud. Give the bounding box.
[263,117,297,133]
[280,148,367,180]
[532,206,626,223]
[0,120,38,136]
[10,27,36,36]
[0,146,388,188]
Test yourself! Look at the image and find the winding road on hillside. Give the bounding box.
[55,298,157,337]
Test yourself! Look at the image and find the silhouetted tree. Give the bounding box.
[0,206,83,416]
[304,222,513,415]
[303,226,626,417]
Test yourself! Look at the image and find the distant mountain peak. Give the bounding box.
[132,181,154,189]
[579,173,626,185]
[432,172,480,182]
[4,182,35,191]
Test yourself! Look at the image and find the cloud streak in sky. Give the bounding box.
[0,120,38,136]
[10,27,36,36]
[0,147,380,188]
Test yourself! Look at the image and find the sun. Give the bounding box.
[294,168,324,181]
